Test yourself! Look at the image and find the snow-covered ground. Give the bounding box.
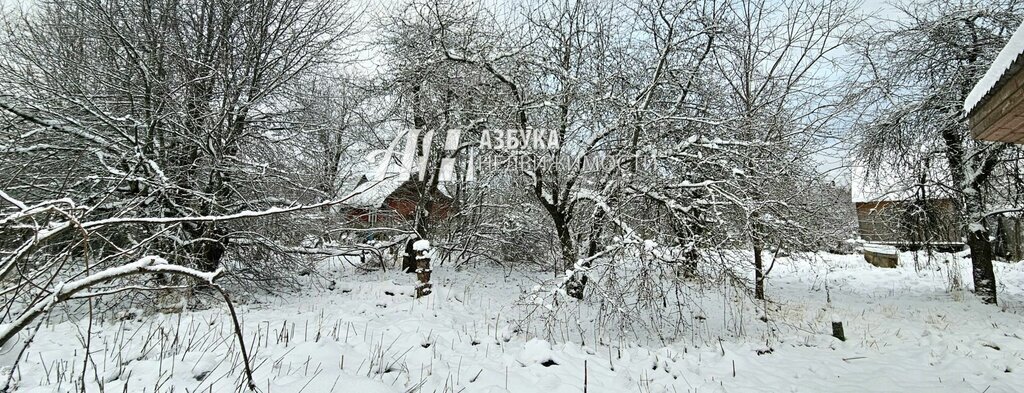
[5,251,1024,392]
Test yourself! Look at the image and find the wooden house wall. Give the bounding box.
[855,199,960,247]
[969,64,1024,143]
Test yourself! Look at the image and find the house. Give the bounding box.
[342,175,454,225]
[852,164,1024,261]
[851,166,961,252]
[965,21,1024,142]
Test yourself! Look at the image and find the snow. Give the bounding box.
[0,190,27,210]
[0,256,223,346]
[515,339,556,366]
[413,239,431,251]
[862,243,898,255]
[342,176,405,208]
[5,252,1024,392]
[965,21,1024,115]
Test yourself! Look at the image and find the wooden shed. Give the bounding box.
[851,166,962,251]
[966,22,1024,142]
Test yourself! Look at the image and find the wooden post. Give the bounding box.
[831,321,846,341]
[414,240,432,298]
[583,359,588,393]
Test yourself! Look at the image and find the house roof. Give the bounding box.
[340,146,408,208]
[343,175,406,208]
[340,142,456,209]
[342,173,454,210]
[965,21,1024,116]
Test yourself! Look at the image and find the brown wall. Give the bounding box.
[969,63,1024,143]
[344,180,455,226]
[855,199,960,246]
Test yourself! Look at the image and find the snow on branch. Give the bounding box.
[0,256,222,347]
[74,194,359,229]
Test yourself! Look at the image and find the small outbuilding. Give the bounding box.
[851,166,962,251]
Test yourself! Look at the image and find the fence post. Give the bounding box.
[414,240,432,297]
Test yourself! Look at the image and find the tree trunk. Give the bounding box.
[402,237,418,273]
[546,206,583,299]
[753,242,765,300]
[184,223,226,274]
[556,221,585,299]
[967,222,998,304]
[403,81,432,275]
[940,125,999,305]
[675,201,707,278]
[534,173,582,299]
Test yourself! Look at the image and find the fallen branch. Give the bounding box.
[0,256,260,391]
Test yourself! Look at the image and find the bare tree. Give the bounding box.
[711,0,860,299]
[852,0,1024,304]
[0,0,359,287]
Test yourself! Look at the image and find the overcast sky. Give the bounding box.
[0,0,909,184]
